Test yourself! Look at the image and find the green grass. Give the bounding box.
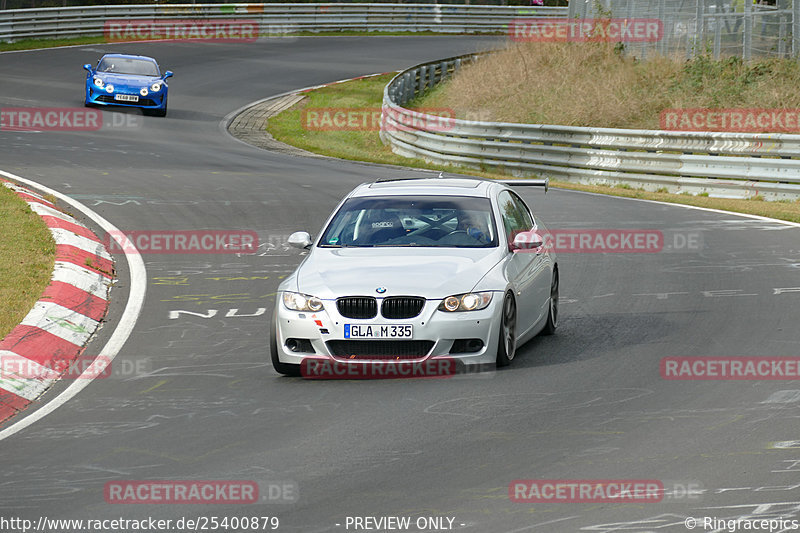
[418,42,800,131]
[265,73,800,224]
[0,31,493,53]
[267,73,454,171]
[0,35,107,52]
[0,184,56,340]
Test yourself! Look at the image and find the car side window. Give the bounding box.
[510,192,534,230]
[498,191,533,244]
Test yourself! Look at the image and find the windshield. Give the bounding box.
[319,195,498,248]
[97,57,160,77]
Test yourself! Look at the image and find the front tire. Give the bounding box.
[496,291,517,367]
[542,268,559,336]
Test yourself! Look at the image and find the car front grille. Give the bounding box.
[96,95,157,106]
[327,340,435,360]
[337,297,378,319]
[381,297,425,319]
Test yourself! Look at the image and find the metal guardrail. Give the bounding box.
[380,54,800,200]
[0,3,567,41]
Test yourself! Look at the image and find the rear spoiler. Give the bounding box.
[497,178,549,193]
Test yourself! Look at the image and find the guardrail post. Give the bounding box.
[657,0,667,56]
[794,0,800,58]
[779,15,788,57]
[691,0,704,58]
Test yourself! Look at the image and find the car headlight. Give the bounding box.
[438,292,493,312]
[93,77,104,88]
[140,87,149,96]
[150,82,162,92]
[105,84,114,94]
[282,291,324,312]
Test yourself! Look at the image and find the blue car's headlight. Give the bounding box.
[282,291,324,312]
[150,82,162,92]
[93,77,104,88]
[105,84,114,94]
[140,87,149,97]
[439,292,493,312]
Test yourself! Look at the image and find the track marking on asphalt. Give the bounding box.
[0,169,147,442]
[557,188,800,228]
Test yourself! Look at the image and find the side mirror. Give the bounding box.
[83,64,93,72]
[287,231,312,250]
[163,71,173,80]
[510,230,543,252]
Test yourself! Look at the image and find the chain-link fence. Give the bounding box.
[568,0,799,59]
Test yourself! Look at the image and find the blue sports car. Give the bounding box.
[83,54,173,117]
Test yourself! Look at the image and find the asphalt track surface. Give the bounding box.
[1,37,799,533]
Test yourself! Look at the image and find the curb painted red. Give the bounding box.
[0,179,114,425]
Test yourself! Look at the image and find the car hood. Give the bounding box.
[294,247,503,300]
[92,73,161,86]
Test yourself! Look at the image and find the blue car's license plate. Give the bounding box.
[344,324,413,339]
[114,94,139,102]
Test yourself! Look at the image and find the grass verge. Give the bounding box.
[265,72,800,224]
[0,184,56,340]
[419,42,800,130]
[0,35,107,53]
[0,32,494,53]
[266,73,452,170]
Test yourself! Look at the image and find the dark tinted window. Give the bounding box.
[98,57,160,76]
[319,196,498,248]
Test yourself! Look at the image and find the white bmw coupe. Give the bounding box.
[271,177,558,376]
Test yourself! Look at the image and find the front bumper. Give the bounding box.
[273,294,502,367]
[85,84,167,109]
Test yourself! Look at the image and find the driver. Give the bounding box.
[456,211,489,242]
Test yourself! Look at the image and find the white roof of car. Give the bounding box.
[351,177,498,198]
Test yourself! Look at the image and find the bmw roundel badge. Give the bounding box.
[376,287,387,294]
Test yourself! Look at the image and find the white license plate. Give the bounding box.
[344,324,413,339]
[114,94,139,102]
